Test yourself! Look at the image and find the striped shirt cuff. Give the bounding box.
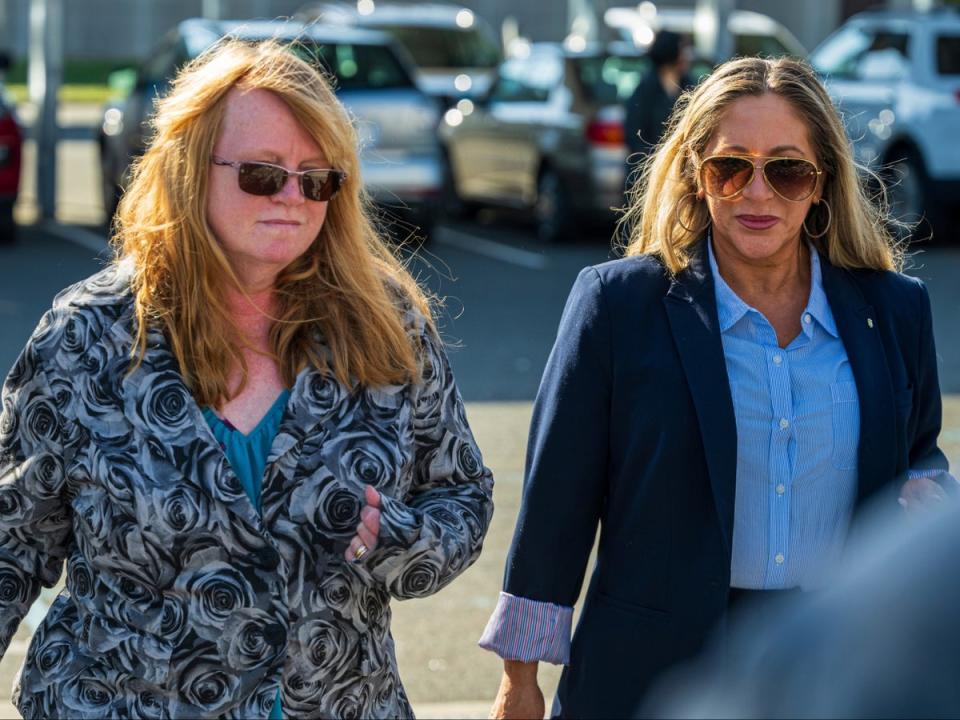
[478,592,573,665]
[908,468,959,492]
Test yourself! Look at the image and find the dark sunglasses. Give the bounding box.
[211,156,346,201]
[699,155,821,202]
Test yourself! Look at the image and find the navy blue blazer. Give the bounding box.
[502,239,948,718]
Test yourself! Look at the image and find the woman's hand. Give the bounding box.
[489,661,544,720]
[899,475,948,515]
[345,485,381,563]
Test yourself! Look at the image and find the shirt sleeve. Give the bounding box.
[349,320,495,600]
[478,591,574,665]
[0,332,75,659]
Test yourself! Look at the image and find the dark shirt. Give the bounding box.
[624,70,686,157]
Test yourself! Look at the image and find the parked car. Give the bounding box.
[809,7,960,237]
[0,54,22,244]
[603,6,807,59]
[98,18,442,238]
[296,2,502,105]
[438,42,660,243]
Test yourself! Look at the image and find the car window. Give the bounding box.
[373,25,501,69]
[139,36,187,89]
[937,35,960,75]
[811,26,909,80]
[294,42,414,90]
[489,54,563,103]
[574,55,651,103]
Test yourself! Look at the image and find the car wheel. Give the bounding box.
[440,152,476,221]
[885,150,940,242]
[535,167,572,244]
[0,202,15,245]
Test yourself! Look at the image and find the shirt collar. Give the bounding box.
[707,234,839,338]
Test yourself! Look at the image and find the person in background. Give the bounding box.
[480,56,954,719]
[0,38,493,719]
[623,30,692,192]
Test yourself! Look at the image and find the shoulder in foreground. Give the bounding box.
[28,261,134,363]
[845,265,928,302]
[51,259,134,313]
[582,253,672,295]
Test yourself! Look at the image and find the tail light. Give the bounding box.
[0,110,23,194]
[586,118,625,146]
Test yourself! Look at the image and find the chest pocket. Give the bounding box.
[830,381,860,470]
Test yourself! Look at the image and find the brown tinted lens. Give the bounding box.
[238,162,287,196]
[765,159,818,200]
[301,170,342,201]
[702,157,754,198]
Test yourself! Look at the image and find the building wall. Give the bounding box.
[0,0,849,62]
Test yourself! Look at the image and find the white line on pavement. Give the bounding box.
[40,220,110,254]
[436,227,548,270]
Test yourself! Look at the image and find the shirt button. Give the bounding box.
[773,354,783,365]
[776,483,786,495]
[803,313,812,324]
[775,553,785,564]
[779,418,790,430]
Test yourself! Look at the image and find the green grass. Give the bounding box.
[6,84,114,105]
[4,57,135,105]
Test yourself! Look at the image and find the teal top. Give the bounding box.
[202,389,290,720]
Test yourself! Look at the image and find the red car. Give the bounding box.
[0,63,22,244]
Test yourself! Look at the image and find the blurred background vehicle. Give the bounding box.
[98,18,442,240]
[0,51,23,244]
[295,2,503,106]
[438,41,650,244]
[809,6,960,240]
[602,5,807,59]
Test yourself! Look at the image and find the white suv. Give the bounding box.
[810,8,960,238]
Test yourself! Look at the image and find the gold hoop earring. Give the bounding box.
[803,199,832,239]
[675,192,711,235]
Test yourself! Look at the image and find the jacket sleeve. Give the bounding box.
[355,321,495,600]
[502,266,611,610]
[0,336,74,658]
[908,281,954,491]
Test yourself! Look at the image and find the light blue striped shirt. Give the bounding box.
[709,241,860,591]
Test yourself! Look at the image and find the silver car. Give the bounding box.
[810,8,960,237]
[99,19,442,237]
[438,42,655,243]
[296,2,502,105]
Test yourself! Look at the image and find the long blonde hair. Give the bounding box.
[619,56,902,273]
[113,38,431,405]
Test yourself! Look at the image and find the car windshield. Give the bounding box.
[575,54,652,103]
[937,35,960,75]
[291,41,413,90]
[373,25,500,69]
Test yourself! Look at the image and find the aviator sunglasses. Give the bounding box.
[699,155,822,202]
[211,156,347,201]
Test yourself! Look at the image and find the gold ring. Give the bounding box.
[353,544,369,561]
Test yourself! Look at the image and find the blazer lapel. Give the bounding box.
[663,240,737,554]
[819,255,897,505]
[112,312,266,534]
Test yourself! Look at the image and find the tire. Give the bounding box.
[534,167,573,244]
[440,151,476,221]
[0,201,15,245]
[100,143,123,226]
[885,149,940,243]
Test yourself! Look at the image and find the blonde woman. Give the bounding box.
[0,39,493,718]
[481,56,953,719]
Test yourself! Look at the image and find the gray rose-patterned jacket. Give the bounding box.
[0,262,494,719]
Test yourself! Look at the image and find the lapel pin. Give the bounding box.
[867,318,874,328]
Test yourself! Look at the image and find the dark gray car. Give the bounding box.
[98,18,442,238]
